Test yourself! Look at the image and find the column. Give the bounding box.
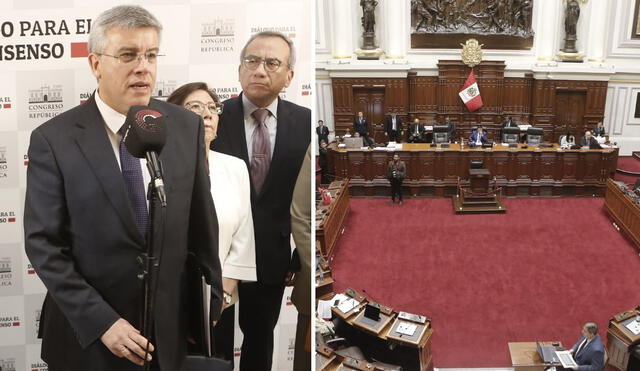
[331,0,353,59]
[535,0,561,64]
[586,0,607,63]
[383,0,406,58]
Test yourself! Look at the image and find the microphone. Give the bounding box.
[123,106,167,206]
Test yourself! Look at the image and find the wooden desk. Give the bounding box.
[327,143,618,197]
[330,289,434,371]
[508,342,562,371]
[317,179,350,260]
[607,307,640,371]
[604,179,640,250]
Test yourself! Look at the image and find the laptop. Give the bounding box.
[344,137,364,148]
[536,341,559,363]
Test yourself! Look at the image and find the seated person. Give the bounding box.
[560,131,576,149]
[407,118,425,143]
[559,322,604,371]
[580,130,602,149]
[468,126,488,146]
[593,121,605,137]
[500,115,518,137]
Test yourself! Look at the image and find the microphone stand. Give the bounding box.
[140,169,167,371]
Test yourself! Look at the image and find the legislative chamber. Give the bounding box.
[315,0,640,370]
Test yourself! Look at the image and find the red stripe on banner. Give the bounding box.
[24,160,29,166]
[286,301,293,306]
[71,42,89,58]
[2,104,10,109]
[302,91,310,96]
[80,100,87,104]
[28,269,36,274]
[8,217,16,222]
[231,94,238,98]
[12,321,20,326]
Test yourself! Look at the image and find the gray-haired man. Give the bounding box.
[24,5,222,371]
[212,31,311,371]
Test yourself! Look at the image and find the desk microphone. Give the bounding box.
[123,106,167,206]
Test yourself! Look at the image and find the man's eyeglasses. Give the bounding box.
[185,101,224,115]
[242,56,286,72]
[97,51,165,65]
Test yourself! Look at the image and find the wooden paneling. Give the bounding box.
[604,179,640,250]
[327,143,619,197]
[330,62,607,142]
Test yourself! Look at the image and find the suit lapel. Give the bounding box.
[74,94,145,247]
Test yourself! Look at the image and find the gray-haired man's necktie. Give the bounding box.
[251,108,271,193]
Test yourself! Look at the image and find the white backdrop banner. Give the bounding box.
[0,1,312,370]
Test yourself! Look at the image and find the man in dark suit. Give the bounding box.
[23,5,222,371]
[500,115,518,139]
[580,130,602,149]
[408,118,425,143]
[212,31,311,371]
[387,153,406,205]
[562,322,605,371]
[469,126,488,145]
[316,119,329,145]
[354,111,374,146]
[384,113,403,143]
[593,121,605,137]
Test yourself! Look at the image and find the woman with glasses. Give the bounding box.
[167,82,256,363]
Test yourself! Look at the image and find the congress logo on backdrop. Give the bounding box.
[25,293,45,344]
[0,244,23,296]
[190,3,246,64]
[0,146,7,178]
[201,18,236,54]
[0,133,19,189]
[17,70,74,131]
[0,358,17,371]
[28,84,64,118]
[153,79,178,100]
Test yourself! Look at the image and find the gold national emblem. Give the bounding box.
[461,39,483,68]
[467,87,477,97]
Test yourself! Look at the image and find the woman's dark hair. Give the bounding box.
[166,82,219,106]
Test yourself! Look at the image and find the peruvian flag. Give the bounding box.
[458,70,483,112]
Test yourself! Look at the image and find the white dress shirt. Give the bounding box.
[208,150,257,281]
[95,90,150,203]
[242,94,278,160]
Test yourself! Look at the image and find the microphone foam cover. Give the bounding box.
[123,106,167,158]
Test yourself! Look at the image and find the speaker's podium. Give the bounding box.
[453,161,505,214]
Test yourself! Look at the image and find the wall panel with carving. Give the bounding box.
[410,0,534,49]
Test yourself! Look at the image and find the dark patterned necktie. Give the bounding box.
[119,126,149,236]
[251,109,272,193]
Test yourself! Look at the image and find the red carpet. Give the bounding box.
[330,197,640,368]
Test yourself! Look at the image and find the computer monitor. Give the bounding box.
[502,126,520,144]
[527,127,544,146]
[470,160,484,169]
[433,125,450,144]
